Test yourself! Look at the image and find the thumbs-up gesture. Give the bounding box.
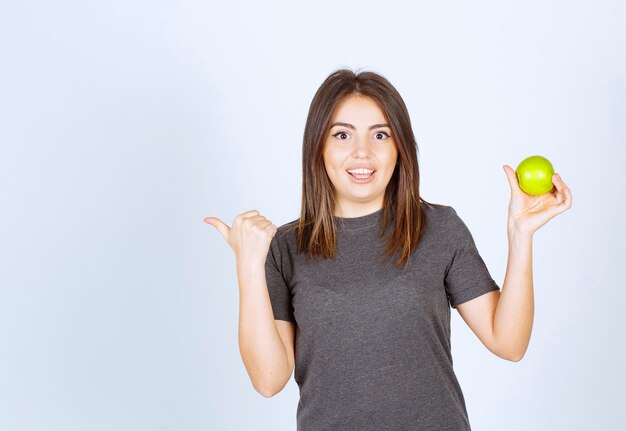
[204,210,277,267]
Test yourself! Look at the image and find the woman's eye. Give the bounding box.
[332,131,390,140]
[333,132,349,140]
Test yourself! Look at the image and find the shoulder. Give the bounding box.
[420,200,455,225]
[422,200,464,220]
[420,201,471,248]
[430,204,478,247]
[269,218,300,254]
[275,218,299,239]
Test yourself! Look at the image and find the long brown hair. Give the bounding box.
[288,68,435,269]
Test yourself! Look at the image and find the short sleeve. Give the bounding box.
[444,207,501,309]
[264,233,296,323]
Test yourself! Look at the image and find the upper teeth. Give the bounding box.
[348,168,373,174]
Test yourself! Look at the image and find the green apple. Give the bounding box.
[515,155,555,195]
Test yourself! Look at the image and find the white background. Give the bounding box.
[1,0,625,429]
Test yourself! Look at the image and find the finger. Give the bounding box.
[503,164,522,195]
[552,173,562,188]
[266,222,277,231]
[565,185,573,208]
[232,210,262,227]
[559,177,572,209]
[552,173,572,210]
[245,214,267,221]
[551,173,565,196]
[245,216,277,235]
[204,216,231,241]
[242,214,270,225]
[262,220,277,234]
[236,210,260,221]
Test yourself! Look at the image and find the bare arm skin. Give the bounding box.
[205,210,295,397]
[456,168,572,362]
[237,262,295,397]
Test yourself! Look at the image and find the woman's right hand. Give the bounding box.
[204,210,277,267]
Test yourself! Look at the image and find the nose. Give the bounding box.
[352,134,373,157]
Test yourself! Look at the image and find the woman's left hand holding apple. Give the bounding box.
[502,164,573,237]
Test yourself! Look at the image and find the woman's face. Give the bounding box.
[323,94,398,217]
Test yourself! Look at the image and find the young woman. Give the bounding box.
[205,69,572,430]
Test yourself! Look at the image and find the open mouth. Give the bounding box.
[346,170,376,180]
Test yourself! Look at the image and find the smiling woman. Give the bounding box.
[323,95,398,212]
[297,68,435,269]
[256,68,504,430]
[207,68,512,431]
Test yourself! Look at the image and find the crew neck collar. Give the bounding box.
[333,208,384,231]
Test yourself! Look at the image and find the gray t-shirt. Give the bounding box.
[265,203,500,430]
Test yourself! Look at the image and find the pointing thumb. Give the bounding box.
[204,217,230,242]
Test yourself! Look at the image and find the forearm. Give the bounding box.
[237,262,291,396]
[493,230,534,361]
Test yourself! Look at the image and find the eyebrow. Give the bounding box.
[330,122,390,130]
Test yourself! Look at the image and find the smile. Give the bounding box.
[346,170,376,183]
